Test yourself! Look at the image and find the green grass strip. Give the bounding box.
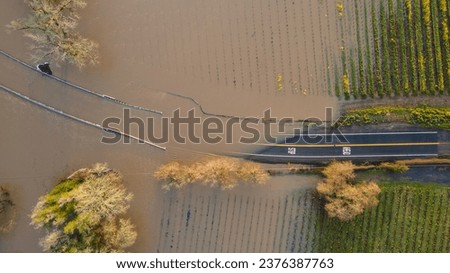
[339,106,450,130]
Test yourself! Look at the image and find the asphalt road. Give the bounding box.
[247,131,440,163]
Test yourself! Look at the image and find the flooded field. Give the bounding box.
[0,90,166,252]
[156,176,319,253]
[1,0,342,119]
[0,0,377,252]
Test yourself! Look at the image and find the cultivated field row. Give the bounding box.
[315,183,450,253]
[130,0,340,96]
[336,0,450,99]
[156,187,318,253]
[156,182,450,253]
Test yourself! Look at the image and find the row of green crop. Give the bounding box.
[289,189,318,252]
[313,183,450,252]
[337,0,450,99]
[337,106,450,130]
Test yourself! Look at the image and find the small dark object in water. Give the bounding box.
[36,62,52,75]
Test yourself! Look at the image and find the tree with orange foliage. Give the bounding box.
[154,157,269,191]
[317,161,381,221]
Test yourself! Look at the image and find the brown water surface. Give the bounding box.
[0,0,354,252]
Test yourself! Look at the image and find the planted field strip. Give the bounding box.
[337,0,450,99]
[134,0,340,96]
[156,181,318,253]
[315,183,450,253]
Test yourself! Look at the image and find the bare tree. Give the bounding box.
[237,161,270,184]
[317,161,381,221]
[31,163,136,252]
[8,0,99,68]
[154,157,269,190]
[154,161,196,191]
[195,157,241,189]
[101,218,137,252]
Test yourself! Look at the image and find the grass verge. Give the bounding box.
[338,106,450,130]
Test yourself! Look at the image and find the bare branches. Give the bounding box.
[317,161,381,222]
[7,0,98,69]
[154,157,269,191]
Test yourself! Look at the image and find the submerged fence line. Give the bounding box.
[0,83,166,151]
[0,49,162,115]
[0,48,252,120]
[0,49,327,123]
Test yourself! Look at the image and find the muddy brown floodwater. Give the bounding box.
[0,0,354,252]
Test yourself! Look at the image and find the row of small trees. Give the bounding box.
[8,0,99,68]
[8,159,383,251]
[154,157,269,190]
[155,158,382,221]
[339,0,450,99]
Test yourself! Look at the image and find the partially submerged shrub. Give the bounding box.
[0,186,15,233]
[153,161,196,190]
[379,162,410,173]
[321,160,356,186]
[195,157,240,189]
[238,162,271,184]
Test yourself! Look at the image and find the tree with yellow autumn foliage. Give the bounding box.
[154,157,269,191]
[317,161,381,221]
[31,163,136,252]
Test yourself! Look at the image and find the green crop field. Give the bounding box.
[155,181,450,253]
[337,0,450,99]
[313,183,450,252]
